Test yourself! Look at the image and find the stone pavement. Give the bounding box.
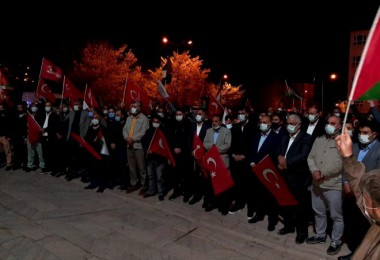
[0,167,350,260]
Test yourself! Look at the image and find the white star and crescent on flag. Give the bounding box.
[262,168,281,189]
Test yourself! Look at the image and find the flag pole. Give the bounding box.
[146,128,158,159]
[61,75,66,107]
[35,57,44,100]
[121,77,128,107]
[84,83,88,101]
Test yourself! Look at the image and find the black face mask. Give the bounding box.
[271,122,279,129]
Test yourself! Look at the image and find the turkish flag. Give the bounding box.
[252,155,298,206]
[40,58,63,82]
[84,88,99,109]
[70,132,102,160]
[36,79,57,103]
[122,80,153,115]
[148,128,176,167]
[192,133,205,165]
[27,112,41,145]
[208,95,224,116]
[62,77,83,107]
[201,145,234,196]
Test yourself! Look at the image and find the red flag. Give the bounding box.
[350,7,380,101]
[40,58,63,82]
[36,79,57,103]
[84,88,99,109]
[192,133,205,166]
[123,80,153,115]
[63,77,83,107]
[148,128,176,167]
[70,132,102,160]
[208,95,224,116]
[27,112,41,145]
[201,145,234,196]
[252,155,298,206]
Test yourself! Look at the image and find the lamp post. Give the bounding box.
[162,36,192,54]
[321,73,338,112]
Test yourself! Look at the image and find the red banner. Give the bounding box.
[27,112,41,144]
[70,132,102,160]
[63,77,83,107]
[208,94,224,116]
[252,155,298,206]
[148,128,176,167]
[84,87,99,109]
[122,80,153,115]
[36,79,57,103]
[201,145,234,196]
[192,133,205,165]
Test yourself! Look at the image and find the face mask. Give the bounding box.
[45,107,51,113]
[103,110,109,115]
[334,113,340,117]
[213,125,221,131]
[259,123,270,132]
[363,199,380,223]
[62,107,68,113]
[238,114,247,122]
[176,115,183,121]
[31,107,38,113]
[287,124,298,134]
[115,116,121,122]
[347,130,353,137]
[271,122,279,129]
[88,112,94,118]
[157,112,164,118]
[108,112,115,118]
[359,134,371,144]
[325,124,337,135]
[91,119,99,126]
[278,108,282,111]
[226,124,232,129]
[308,114,318,122]
[195,115,203,122]
[130,107,138,115]
[152,122,160,128]
[73,105,80,111]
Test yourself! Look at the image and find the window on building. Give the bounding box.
[352,56,361,67]
[353,34,367,45]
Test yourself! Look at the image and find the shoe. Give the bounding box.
[158,195,164,201]
[306,235,326,244]
[277,227,295,235]
[5,165,13,171]
[327,241,342,255]
[138,188,147,196]
[247,208,255,220]
[24,167,32,172]
[168,192,180,201]
[295,235,307,244]
[228,204,243,215]
[84,184,98,189]
[205,204,217,212]
[126,185,139,194]
[338,252,353,260]
[97,187,106,193]
[143,192,156,198]
[248,214,264,224]
[267,223,276,232]
[183,194,191,203]
[40,168,50,174]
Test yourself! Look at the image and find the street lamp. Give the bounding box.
[162,36,193,53]
[321,73,338,112]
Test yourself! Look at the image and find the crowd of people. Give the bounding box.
[0,97,379,259]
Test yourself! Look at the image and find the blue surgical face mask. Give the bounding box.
[115,116,121,122]
[88,112,94,118]
[287,124,298,134]
[108,112,115,118]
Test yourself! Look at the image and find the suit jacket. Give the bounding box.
[203,126,231,168]
[278,131,313,189]
[247,129,281,166]
[301,117,326,143]
[230,119,258,156]
[65,109,91,140]
[35,111,60,141]
[353,139,380,172]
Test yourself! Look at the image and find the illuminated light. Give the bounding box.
[330,73,337,80]
[187,40,193,45]
[162,37,169,44]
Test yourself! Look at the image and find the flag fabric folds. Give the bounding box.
[157,80,169,99]
[36,79,57,103]
[27,112,41,145]
[40,58,63,82]
[122,80,153,115]
[84,87,99,109]
[62,77,83,107]
[201,145,234,196]
[208,95,224,115]
[70,132,102,160]
[192,133,205,166]
[285,80,303,100]
[147,128,176,167]
[252,155,298,206]
[350,6,380,101]
[161,57,173,84]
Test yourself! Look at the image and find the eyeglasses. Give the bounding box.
[362,198,379,210]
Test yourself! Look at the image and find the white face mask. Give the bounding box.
[347,130,353,137]
[213,125,221,131]
[308,114,318,122]
[103,110,109,115]
[287,124,298,134]
[175,115,183,121]
[31,106,38,113]
[62,107,68,112]
[157,112,164,118]
[152,122,160,128]
[73,105,80,111]
[259,123,270,132]
[45,107,51,113]
[195,114,203,122]
[359,134,372,144]
[91,119,99,126]
[238,114,247,122]
[363,199,380,223]
[226,124,233,129]
[334,113,340,117]
[325,124,337,135]
[130,107,138,115]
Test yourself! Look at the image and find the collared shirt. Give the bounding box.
[196,123,203,136]
[358,140,377,162]
[213,130,219,144]
[285,131,299,158]
[43,112,51,136]
[307,119,319,136]
[258,129,271,152]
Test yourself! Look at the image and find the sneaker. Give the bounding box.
[228,203,243,215]
[327,241,342,255]
[247,208,255,220]
[306,235,326,244]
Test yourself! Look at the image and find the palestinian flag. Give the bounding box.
[350,6,380,101]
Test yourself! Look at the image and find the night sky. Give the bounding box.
[1,3,379,96]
